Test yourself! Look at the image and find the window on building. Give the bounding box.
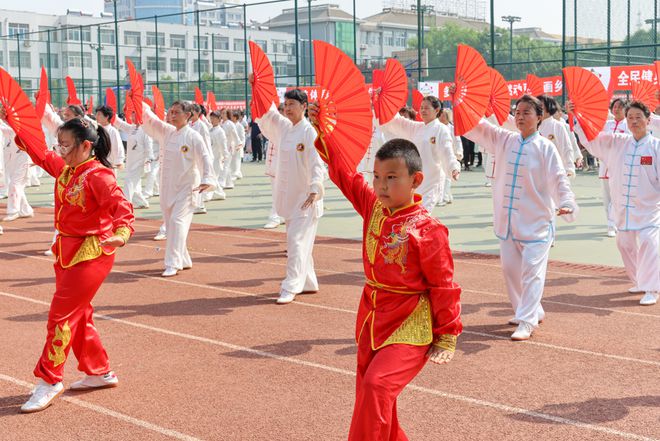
[100,30,115,45]
[234,39,245,52]
[272,39,286,53]
[146,32,165,46]
[63,27,91,42]
[214,60,229,73]
[394,31,406,47]
[8,23,29,40]
[273,62,287,76]
[193,60,209,74]
[368,32,381,45]
[171,58,186,72]
[170,34,186,49]
[38,26,58,42]
[234,61,245,74]
[147,56,166,72]
[124,31,141,46]
[101,55,116,69]
[9,51,31,68]
[383,31,394,47]
[38,53,59,69]
[0,52,3,66]
[194,36,208,50]
[212,36,229,51]
[63,52,92,68]
[286,43,295,55]
[255,40,267,52]
[126,56,141,71]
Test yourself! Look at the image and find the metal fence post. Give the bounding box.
[417,0,422,82]
[80,25,85,103]
[211,34,215,92]
[490,0,495,67]
[308,0,312,85]
[606,0,611,65]
[97,27,102,105]
[352,0,357,64]
[295,0,300,87]
[16,34,22,84]
[196,10,202,89]
[243,3,249,118]
[113,0,121,113]
[47,29,52,91]
[155,15,160,88]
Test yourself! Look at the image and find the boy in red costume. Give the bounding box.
[310,104,462,441]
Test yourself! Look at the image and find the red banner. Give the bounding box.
[608,65,658,92]
[217,100,246,110]
[507,75,563,99]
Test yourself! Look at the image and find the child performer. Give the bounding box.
[463,95,578,340]
[254,88,325,304]
[381,96,461,213]
[308,104,462,441]
[570,100,660,306]
[2,111,135,413]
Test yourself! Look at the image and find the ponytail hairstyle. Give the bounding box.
[95,105,115,124]
[67,105,85,118]
[422,95,443,116]
[59,118,113,168]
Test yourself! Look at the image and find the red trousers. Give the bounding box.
[348,334,430,441]
[34,253,115,384]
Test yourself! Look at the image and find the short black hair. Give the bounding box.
[610,97,627,110]
[375,138,422,175]
[95,105,114,121]
[536,94,558,116]
[625,100,651,118]
[191,103,202,114]
[284,89,308,105]
[423,95,443,111]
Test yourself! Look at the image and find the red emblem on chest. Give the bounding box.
[640,156,653,165]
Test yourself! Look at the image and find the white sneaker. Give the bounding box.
[484,182,492,187]
[263,220,280,229]
[628,286,644,293]
[607,227,617,238]
[20,213,35,219]
[639,292,659,306]
[193,207,207,215]
[44,249,54,256]
[20,380,64,413]
[162,267,178,277]
[2,213,19,222]
[211,193,226,201]
[153,233,167,241]
[276,289,297,304]
[70,371,118,391]
[511,321,534,341]
[134,204,149,209]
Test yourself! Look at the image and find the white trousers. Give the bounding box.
[220,156,234,189]
[124,169,149,207]
[484,153,495,183]
[0,150,6,197]
[204,154,226,201]
[4,149,33,217]
[421,185,442,213]
[499,237,553,326]
[281,215,319,293]
[230,149,243,179]
[267,177,281,223]
[443,177,453,203]
[144,161,160,197]
[616,228,660,293]
[162,195,194,270]
[601,179,616,229]
[28,165,41,186]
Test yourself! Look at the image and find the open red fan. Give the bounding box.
[86,96,93,115]
[105,87,117,123]
[563,66,608,141]
[125,59,144,124]
[452,44,491,136]
[152,85,166,121]
[525,73,544,96]
[486,67,511,125]
[655,61,660,90]
[35,66,50,120]
[371,69,384,96]
[373,59,408,125]
[207,91,218,112]
[143,96,153,108]
[194,87,204,106]
[0,67,47,154]
[249,40,279,119]
[312,40,372,172]
[631,79,659,110]
[412,89,424,121]
[65,76,81,106]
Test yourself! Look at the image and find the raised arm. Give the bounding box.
[574,124,617,164]
[41,104,64,137]
[140,102,174,146]
[380,113,421,140]
[464,117,515,155]
[0,120,64,177]
[113,116,135,134]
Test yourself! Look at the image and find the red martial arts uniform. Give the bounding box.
[315,140,462,441]
[21,143,134,384]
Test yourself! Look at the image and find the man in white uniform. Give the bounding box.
[0,121,34,221]
[465,95,578,340]
[113,113,154,209]
[141,101,215,277]
[255,89,325,304]
[220,109,240,190]
[230,110,246,180]
[189,104,215,214]
[263,104,285,229]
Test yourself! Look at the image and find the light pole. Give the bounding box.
[501,15,521,79]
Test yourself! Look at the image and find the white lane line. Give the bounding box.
[0,373,203,441]
[1,250,659,366]
[0,291,656,441]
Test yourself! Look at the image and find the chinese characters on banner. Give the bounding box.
[217,100,246,110]
[606,65,658,93]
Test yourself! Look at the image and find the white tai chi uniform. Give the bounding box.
[231,120,245,180]
[483,115,518,183]
[256,104,325,294]
[0,122,34,218]
[208,124,229,201]
[357,115,385,184]
[649,114,660,138]
[577,127,660,294]
[441,122,463,204]
[100,122,126,173]
[141,103,214,271]
[0,129,7,199]
[465,118,579,326]
[539,116,576,176]
[381,114,461,212]
[144,140,161,198]
[599,119,630,231]
[190,119,215,207]
[220,119,240,189]
[114,118,153,208]
[264,138,282,224]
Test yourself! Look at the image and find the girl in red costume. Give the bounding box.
[0,109,135,413]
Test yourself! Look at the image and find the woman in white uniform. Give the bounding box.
[113,112,154,209]
[0,121,34,221]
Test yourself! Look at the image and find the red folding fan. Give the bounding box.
[143,96,153,108]
[249,40,279,119]
[105,87,117,124]
[562,66,608,141]
[486,67,511,125]
[86,96,93,115]
[207,91,218,112]
[312,40,372,172]
[526,73,544,96]
[152,85,165,121]
[655,61,660,90]
[0,67,47,154]
[631,79,659,110]
[126,59,144,124]
[65,76,81,106]
[194,87,204,106]
[374,59,408,125]
[452,45,490,136]
[412,89,424,121]
[35,66,50,120]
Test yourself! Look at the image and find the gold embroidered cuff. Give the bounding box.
[433,334,458,352]
[114,226,131,245]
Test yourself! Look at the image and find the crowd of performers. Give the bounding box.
[0,58,658,441]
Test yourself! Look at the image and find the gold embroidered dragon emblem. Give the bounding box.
[379,214,424,274]
[48,321,71,367]
[63,166,98,212]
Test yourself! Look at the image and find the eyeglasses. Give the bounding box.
[53,143,76,156]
